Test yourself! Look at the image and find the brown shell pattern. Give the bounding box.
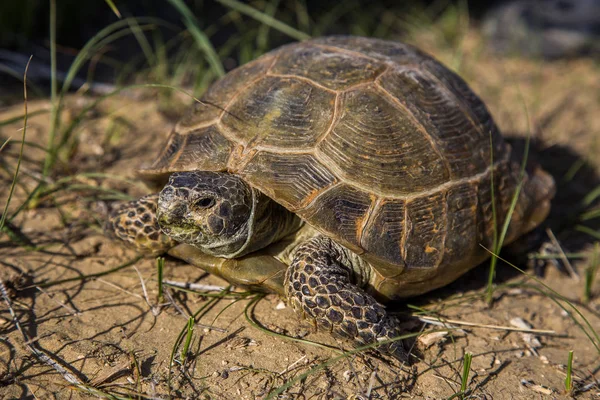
[140,36,521,277]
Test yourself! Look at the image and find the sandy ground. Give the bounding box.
[1,30,600,399]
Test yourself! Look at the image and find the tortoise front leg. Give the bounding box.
[285,235,408,361]
[106,194,176,255]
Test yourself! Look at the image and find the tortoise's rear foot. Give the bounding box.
[106,194,176,255]
[285,235,408,361]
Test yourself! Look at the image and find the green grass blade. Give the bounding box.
[44,0,58,177]
[486,133,499,303]
[460,352,472,399]
[0,64,45,98]
[575,225,600,240]
[580,208,600,221]
[0,109,49,127]
[486,81,531,304]
[265,330,425,399]
[127,18,157,70]
[167,287,231,395]
[103,0,122,18]
[582,185,600,207]
[42,17,171,176]
[180,316,195,362]
[60,18,172,96]
[256,0,282,55]
[217,0,311,41]
[166,0,225,77]
[244,296,342,354]
[565,350,574,394]
[481,246,600,353]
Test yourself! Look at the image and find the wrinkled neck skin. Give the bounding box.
[201,188,303,259]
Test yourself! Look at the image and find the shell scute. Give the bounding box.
[270,44,386,90]
[238,152,337,210]
[317,86,449,195]
[141,37,546,287]
[378,66,491,178]
[360,199,407,269]
[311,36,424,65]
[222,76,335,149]
[441,182,478,266]
[177,54,275,132]
[300,184,373,253]
[404,192,447,269]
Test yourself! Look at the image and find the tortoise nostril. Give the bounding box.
[159,203,186,226]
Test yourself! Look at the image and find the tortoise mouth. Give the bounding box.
[157,213,206,243]
[157,209,251,257]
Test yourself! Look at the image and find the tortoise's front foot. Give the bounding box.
[106,194,176,256]
[285,235,408,361]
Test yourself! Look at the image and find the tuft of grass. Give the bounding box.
[264,330,425,399]
[485,84,532,305]
[459,352,473,399]
[180,316,195,363]
[565,350,574,395]
[167,286,231,394]
[482,248,600,355]
[166,0,225,78]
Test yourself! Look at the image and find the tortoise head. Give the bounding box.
[521,166,556,233]
[157,171,254,257]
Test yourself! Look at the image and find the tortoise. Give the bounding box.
[107,36,555,360]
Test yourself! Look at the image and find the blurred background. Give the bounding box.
[1,0,598,104]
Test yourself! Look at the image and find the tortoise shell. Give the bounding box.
[140,36,539,294]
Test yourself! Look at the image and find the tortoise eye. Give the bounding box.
[194,197,215,209]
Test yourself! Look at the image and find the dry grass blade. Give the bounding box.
[481,246,600,354]
[1,56,32,234]
[418,316,558,335]
[546,228,579,281]
[0,280,137,399]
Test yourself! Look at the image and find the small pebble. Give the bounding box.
[418,331,448,347]
[221,370,229,379]
[275,301,286,310]
[343,370,353,382]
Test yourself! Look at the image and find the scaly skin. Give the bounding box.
[106,194,175,255]
[108,172,407,360]
[285,235,408,361]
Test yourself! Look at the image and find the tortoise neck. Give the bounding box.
[223,188,303,258]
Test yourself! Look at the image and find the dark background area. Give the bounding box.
[1,0,501,49]
[0,0,503,86]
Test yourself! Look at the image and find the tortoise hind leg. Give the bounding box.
[106,194,176,255]
[285,235,408,361]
